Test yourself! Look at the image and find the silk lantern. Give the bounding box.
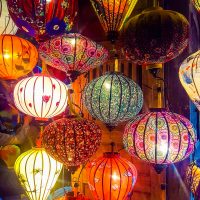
[0,34,38,80]
[0,0,17,34]
[42,118,102,166]
[87,152,137,200]
[122,7,189,64]
[39,33,109,77]
[7,0,77,41]
[14,148,63,200]
[83,72,143,126]
[179,50,200,112]
[123,111,196,167]
[90,0,138,42]
[13,74,68,119]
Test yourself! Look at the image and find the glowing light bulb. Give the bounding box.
[69,38,76,46]
[112,172,119,181]
[104,82,111,90]
[158,142,168,154]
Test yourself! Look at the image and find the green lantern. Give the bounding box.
[83,72,143,126]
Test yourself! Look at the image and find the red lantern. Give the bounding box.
[7,0,77,41]
[42,118,102,166]
[87,152,137,200]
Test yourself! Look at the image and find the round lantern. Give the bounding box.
[179,50,200,112]
[42,118,102,166]
[82,72,143,126]
[39,33,109,76]
[0,0,17,34]
[186,160,200,199]
[192,0,200,12]
[13,74,68,119]
[90,0,138,41]
[0,34,38,80]
[14,148,63,200]
[87,152,137,200]
[122,7,189,64]
[123,111,196,165]
[7,0,77,41]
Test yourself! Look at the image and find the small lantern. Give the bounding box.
[13,74,68,119]
[87,152,137,200]
[14,148,63,200]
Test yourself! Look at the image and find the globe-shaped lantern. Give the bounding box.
[192,0,200,12]
[179,50,200,111]
[13,74,68,119]
[123,111,196,167]
[14,148,63,200]
[82,72,143,126]
[0,0,17,34]
[186,160,200,199]
[42,118,102,166]
[87,152,137,200]
[122,7,189,64]
[90,0,138,42]
[0,34,38,80]
[7,0,77,41]
[39,33,109,78]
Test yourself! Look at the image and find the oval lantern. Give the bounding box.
[14,148,63,200]
[0,0,17,34]
[87,152,137,200]
[42,118,102,166]
[82,72,143,126]
[179,50,200,111]
[123,111,196,166]
[13,74,68,119]
[0,34,38,80]
[7,0,77,41]
[186,160,200,199]
[122,7,189,64]
[39,33,109,77]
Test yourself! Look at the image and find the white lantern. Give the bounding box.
[13,74,68,119]
[14,148,63,200]
[0,0,17,34]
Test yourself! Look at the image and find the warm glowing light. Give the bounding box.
[14,148,63,200]
[112,172,120,181]
[104,81,111,90]
[13,74,68,119]
[3,53,10,59]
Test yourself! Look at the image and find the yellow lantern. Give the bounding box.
[0,34,38,80]
[14,148,63,200]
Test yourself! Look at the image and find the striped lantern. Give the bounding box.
[13,74,68,119]
[87,152,137,200]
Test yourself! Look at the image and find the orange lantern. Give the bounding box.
[87,152,137,200]
[0,34,38,80]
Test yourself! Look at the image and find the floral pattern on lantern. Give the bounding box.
[123,111,196,164]
[122,7,189,64]
[42,118,102,166]
[39,33,109,75]
[83,72,143,126]
[0,0,17,34]
[13,74,68,119]
[7,0,77,41]
[179,50,200,112]
[87,152,137,200]
[14,148,63,200]
[0,34,38,80]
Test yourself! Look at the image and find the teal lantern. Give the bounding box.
[83,72,143,126]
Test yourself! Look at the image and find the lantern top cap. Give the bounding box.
[103,152,120,158]
[142,6,163,13]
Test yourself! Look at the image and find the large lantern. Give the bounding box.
[123,111,196,166]
[179,50,200,111]
[0,0,17,34]
[0,34,38,80]
[7,0,77,41]
[82,72,143,126]
[13,74,68,119]
[14,148,63,200]
[90,0,138,41]
[42,118,102,166]
[186,160,200,199]
[39,33,109,77]
[87,152,137,200]
[122,7,189,64]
